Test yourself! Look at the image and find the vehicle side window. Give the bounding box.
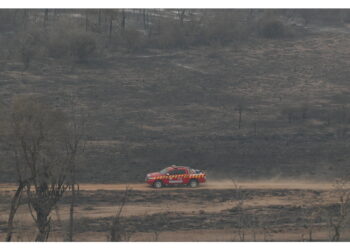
[168,169,186,175]
[169,170,177,175]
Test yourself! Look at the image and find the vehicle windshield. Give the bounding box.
[160,168,170,174]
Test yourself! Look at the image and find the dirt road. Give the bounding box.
[0,180,335,192]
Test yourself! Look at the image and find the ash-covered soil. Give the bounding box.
[0,181,349,241]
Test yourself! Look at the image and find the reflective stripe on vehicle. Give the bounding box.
[153,173,205,180]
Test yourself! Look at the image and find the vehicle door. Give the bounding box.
[168,170,184,184]
[180,169,190,184]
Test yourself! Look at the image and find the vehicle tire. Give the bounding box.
[189,179,198,188]
[153,180,163,188]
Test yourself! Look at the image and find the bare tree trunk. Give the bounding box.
[85,10,88,32]
[109,14,113,41]
[309,229,313,241]
[121,9,126,32]
[110,187,130,241]
[142,9,146,30]
[332,226,340,241]
[6,182,25,242]
[98,10,102,28]
[67,181,77,241]
[43,9,49,28]
[177,9,186,25]
[35,210,51,241]
[238,109,242,129]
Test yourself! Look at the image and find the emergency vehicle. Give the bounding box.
[145,165,206,188]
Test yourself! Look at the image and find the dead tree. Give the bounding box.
[43,9,48,28]
[298,191,322,241]
[0,105,19,242]
[121,9,126,32]
[110,186,131,241]
[6,95,82,241]
[98,9,102,30]
[1,109,27,241]
[65,99,87,242]
[85,10,89,32]
[327,178,350,241]
[108,11,114,41]
[236,104,243,130]
[142,9,147,30]
[6,181,25,241]
[18,32,36,71]
[177,9,186,25]
[231,180,249,241]
[66,183,79,242]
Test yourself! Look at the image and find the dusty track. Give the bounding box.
[0,180,335,192]
[0,179,344,241]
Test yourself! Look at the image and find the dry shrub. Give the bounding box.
[257,15,297,39]
[151,20,188,49]
[120,28,146,52]
[326,178,350,241]
[16,27,45,69]
[299,9,346,25]
[69,32,96,62]
[199,11,249,45]
[149,11,250,49]
[258,17,288,39]
[46,24,96,62]
[46,30,70,59]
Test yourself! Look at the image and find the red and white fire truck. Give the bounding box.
[145,165,206,188]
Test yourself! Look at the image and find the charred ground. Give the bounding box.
[1,10,350,183]
[0,182,348,241]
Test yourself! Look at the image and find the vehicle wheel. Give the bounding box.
[189,179,198,188]
[153,180,163,188]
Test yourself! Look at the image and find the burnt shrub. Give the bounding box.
[69,31,96,62]
[151,20,188,49]
[258,18,288,39]
[46,30,71,59]
[16,27,45,69]
[46,25,96,62]
[198,12,250,45]
[120,28,146,52]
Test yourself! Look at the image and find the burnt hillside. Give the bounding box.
[1,9,350,182]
